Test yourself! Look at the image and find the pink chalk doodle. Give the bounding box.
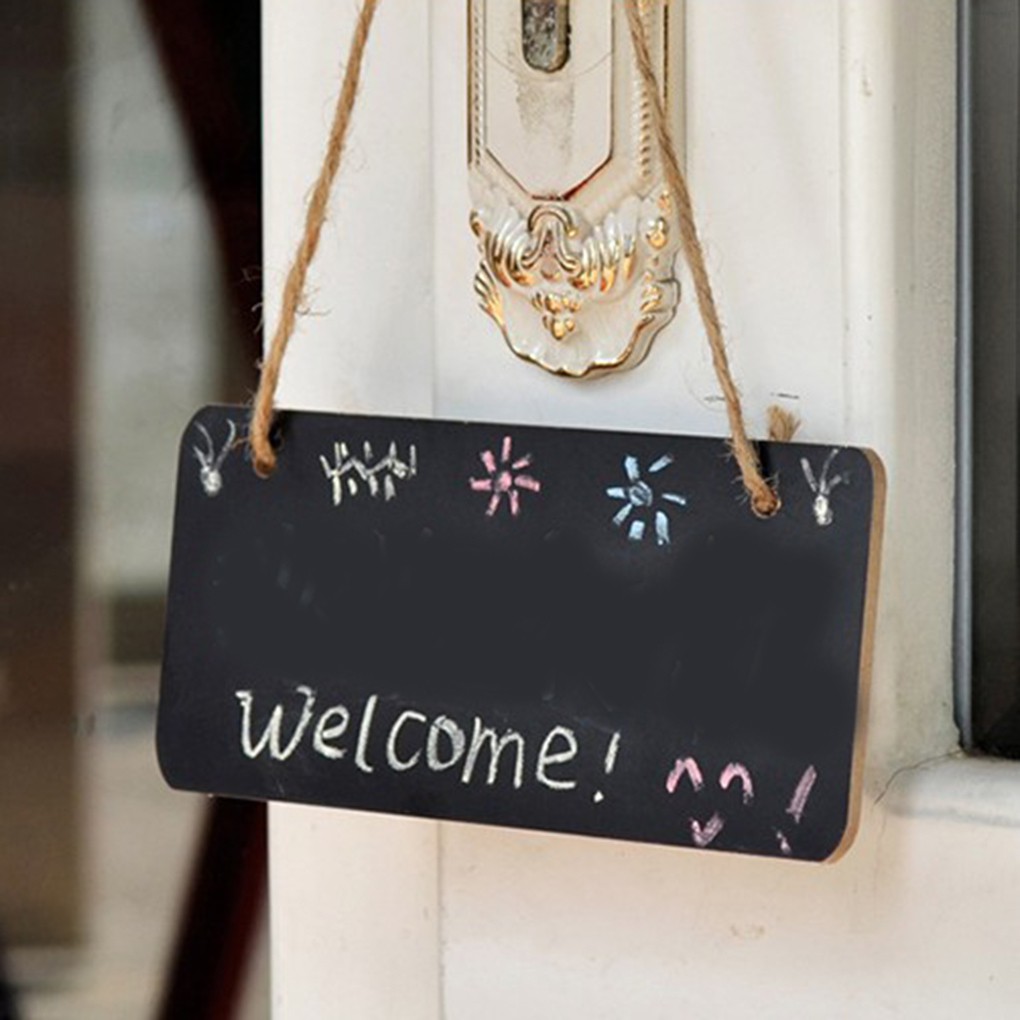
[665,756,705,794]
[690,813,725,848]
[469,435,542,518]
[787,765,818,824]
[719,762,755,805]
[773,766,818,857]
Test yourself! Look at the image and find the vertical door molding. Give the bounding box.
[263,2,440,1018]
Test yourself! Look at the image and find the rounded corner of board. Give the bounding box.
[816,796,866,865]
[818,832,858,866]
[860,447,888,499]
[154,717,189,793]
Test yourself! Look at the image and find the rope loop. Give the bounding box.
[624,3,780,516]
[249,0,381,477]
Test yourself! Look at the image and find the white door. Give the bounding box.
[261,4,1019,1018]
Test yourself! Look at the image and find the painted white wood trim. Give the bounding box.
[263,2,440,1017]
[260,3,1011,1018]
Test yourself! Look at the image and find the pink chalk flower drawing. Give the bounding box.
[470,435,542,518]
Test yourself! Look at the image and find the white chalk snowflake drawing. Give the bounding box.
[319,440,418,506]
[193,419,239,497]
[469,435,542,518]
[801,449,848,527]
[606,454,688,546]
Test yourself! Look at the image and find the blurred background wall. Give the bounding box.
[0,1,264,1015]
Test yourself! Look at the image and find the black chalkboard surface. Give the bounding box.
[158,406,884,861]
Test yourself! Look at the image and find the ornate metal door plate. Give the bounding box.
[469,0,684,378]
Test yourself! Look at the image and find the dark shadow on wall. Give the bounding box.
[139,0,264,388]
[138,6,269,1018]
[0,0,82,950]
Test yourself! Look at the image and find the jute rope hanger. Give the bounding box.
[623,3,782,516]
[250,0,381,478]
[249,0,785,517]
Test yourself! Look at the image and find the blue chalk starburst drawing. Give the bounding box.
[606,454,689,546]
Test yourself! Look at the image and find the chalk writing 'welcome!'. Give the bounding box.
[235,686,614,794]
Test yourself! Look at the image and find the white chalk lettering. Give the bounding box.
[427,715,466,771]
[231,687,616,803]
[236,685,317,761]
[386,710,426,771]
[536,725,579,790]
[355,694,379,774]
[312,705,350,760]
[461,717,525,788]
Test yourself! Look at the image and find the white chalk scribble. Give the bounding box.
[320,440,418,506]
[193,420,239,497]
[606,453,688,547]
[801,449,848,527]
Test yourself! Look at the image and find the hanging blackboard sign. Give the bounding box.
[158,406,884,861]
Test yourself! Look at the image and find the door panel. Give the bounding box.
[265,2,962,1017]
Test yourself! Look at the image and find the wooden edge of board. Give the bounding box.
[823,446,887,864]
